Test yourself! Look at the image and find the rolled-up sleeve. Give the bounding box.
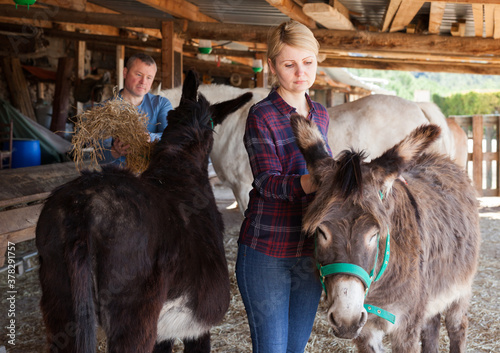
[244,109,306,202]
[148,96,173,142]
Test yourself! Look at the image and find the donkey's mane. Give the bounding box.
[143,92,213,179]
[167,94,212,133]
[334,149,366,199]
[152,94,212,150]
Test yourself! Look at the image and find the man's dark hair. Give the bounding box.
[126,53,157,70]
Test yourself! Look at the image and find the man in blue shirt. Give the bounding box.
[106,53,173,164]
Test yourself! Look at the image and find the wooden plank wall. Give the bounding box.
[0,161,91,266]
[2,57,36,121]
[450,115,500,197]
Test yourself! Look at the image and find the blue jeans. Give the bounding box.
[235,245,322,353]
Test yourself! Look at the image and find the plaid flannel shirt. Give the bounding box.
[238,89,332,258]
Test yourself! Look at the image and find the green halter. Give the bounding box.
[314,189,396,324]
[316,189,395,323]
[316,230,395,324]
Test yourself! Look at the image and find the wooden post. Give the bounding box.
[472,114,483,195]
[161,21,183,89]
[497,116,500,196]
[36,82,45,101]
[76,40,86,115]
[173,34,184,87]
[51,57,74,137]
[116,45,125,90]
[2,57,36,120]
[326,89,334,108]
[161,21,175,89]
[255,53,267,88]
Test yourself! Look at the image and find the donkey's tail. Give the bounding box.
[65,232,96,353]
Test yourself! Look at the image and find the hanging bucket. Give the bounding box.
[12,139,41,168]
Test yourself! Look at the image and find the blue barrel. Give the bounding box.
[12,139,41,168]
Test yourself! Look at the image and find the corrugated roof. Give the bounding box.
[90,0,478,37]
[189,0,290,26]
[90,0,174,19]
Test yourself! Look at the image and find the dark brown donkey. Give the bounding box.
[36,71,252,353]
[290,115,480,353]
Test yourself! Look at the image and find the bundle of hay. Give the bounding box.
[71,98,153,174]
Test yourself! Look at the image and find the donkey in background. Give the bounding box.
[36,71,252,353]
[290,115,480,353]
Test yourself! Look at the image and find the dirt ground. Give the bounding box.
[0,183,498,352]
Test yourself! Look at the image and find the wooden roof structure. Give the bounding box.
[1,0,500,79]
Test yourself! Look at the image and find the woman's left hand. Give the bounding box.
[300,174,317,194]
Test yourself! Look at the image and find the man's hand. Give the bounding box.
[111,138,130,158]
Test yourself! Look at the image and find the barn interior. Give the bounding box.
[0,1,500,352]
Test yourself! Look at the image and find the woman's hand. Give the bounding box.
[300,174,317,194]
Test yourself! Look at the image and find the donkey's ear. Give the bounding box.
[210,92,253,127]
[372,124,441,173]
[181,70,200,102]
[290,113,331,183]
[371,124,441,193]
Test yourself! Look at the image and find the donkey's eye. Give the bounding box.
[369,233,378,245]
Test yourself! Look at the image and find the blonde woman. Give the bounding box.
[236,20,332,352]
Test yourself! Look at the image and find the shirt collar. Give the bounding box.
[269,87,316,118]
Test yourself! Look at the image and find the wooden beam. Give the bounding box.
[173,31,183,87]
[2,4,497,60]
[320,56,500,75]
[1,3,161,39]
[45,28,161,48]
[136,0,217,22]
[485,4,495,37]
[314,29,500,57]
[390,0,425,32]
[0,205,41,237]
[51,57,73,136]
[495,6,500,39]
[183,57,254,78]
[2,57,36,120]
[76,40,85,115]
[382,0,402,32]
[265,0,317,28]
[5,18,500,75]
[0,23,164,48]
[451,20,467,37]
[255,52,267,88]
[472,115,483,195]
[185,22,269,43]
[322,47,500,64]
[0,161,86,208]
[183,45,259,58]
[185,22,500,58]
[330,0,350,19]
[420,0,500,3]
[84,1,119,14]
[472,4,484,37]
[116,45,125,90]
[428,2,446,34]
[162,21,175,89]
[161,21,183,88]
[0,4,170,29]
[302,3,355,30]
[37,0,87,11]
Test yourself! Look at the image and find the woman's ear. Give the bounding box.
[268,58,276,75]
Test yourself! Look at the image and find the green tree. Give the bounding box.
[345,69,500,103]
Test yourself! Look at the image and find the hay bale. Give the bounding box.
[71,98,153,173]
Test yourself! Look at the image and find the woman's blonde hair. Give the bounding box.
[267,20,320,66]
